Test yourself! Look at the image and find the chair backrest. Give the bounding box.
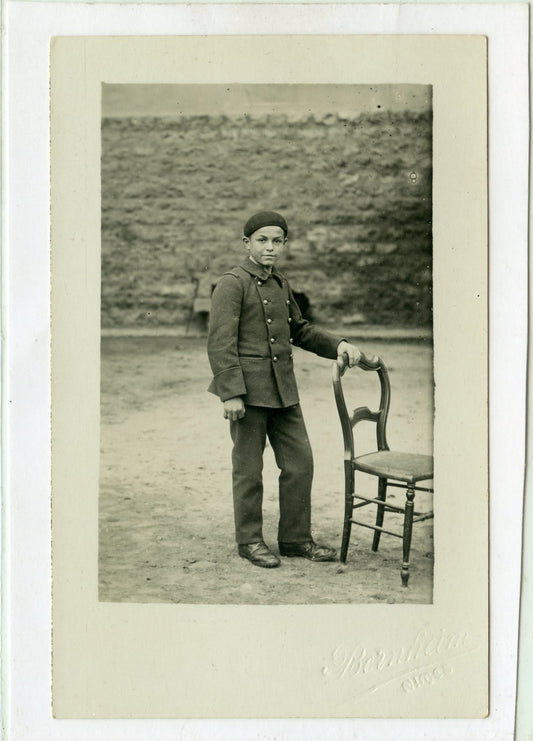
[332,352,391,462]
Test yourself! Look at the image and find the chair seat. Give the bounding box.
[354,450,433,484]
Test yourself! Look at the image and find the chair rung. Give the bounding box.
[352,500,373,510]
[352,493,404,513]
[351,495,427,518]
[387,482,434,493]
[413,512,434,523]
[349,519,403,538]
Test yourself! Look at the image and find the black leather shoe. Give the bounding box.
[238,541,281,568]
[278,540,337,562]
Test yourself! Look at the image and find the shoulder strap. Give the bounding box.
[225,266,248,281]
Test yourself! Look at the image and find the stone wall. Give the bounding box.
[101,111,432,328]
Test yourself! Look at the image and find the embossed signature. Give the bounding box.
[321,628,478,698]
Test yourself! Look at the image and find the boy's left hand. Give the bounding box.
[337,341,362,368]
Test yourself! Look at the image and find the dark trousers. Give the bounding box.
[229,404,313,545]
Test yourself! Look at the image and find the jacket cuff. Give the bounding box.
[208,366,247,402]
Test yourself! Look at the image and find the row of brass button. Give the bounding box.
[257,281,292,356]
[262,298,291,305]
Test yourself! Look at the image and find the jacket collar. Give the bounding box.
[240,257,284,285]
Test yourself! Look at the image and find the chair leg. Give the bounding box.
[401,484,416,587]
[372,477,387,552]
[340,461,353,563]
[340,503,352,563]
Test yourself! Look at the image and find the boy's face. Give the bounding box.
[243,225,287,269]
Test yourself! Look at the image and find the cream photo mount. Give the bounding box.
[50,34,487,719]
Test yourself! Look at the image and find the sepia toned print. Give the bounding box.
[98,83,434,603]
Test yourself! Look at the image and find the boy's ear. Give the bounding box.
[242,236,250,247]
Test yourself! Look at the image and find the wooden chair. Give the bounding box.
[332,352,434,586]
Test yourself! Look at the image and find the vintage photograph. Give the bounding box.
[4,0,530,731]
[98,83,434,604]
[49,33,491,719]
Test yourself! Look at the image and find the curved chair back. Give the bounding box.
[332,352,391,462]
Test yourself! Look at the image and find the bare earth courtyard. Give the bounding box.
[99,335,434,604]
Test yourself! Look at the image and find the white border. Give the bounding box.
[4,3,529,739]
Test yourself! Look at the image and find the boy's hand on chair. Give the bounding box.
[223,397,246,421]
[337,341,362,368]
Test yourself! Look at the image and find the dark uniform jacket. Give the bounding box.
[207,258,343,408]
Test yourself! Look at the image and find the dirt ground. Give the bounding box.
[99,334,434,604]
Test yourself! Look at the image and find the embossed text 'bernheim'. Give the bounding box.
[326,628,472,679]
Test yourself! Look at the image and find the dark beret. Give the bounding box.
[243,211,288,238]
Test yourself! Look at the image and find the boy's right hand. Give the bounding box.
[223,397,246,421]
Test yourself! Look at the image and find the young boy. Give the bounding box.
[207,211,361,568]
